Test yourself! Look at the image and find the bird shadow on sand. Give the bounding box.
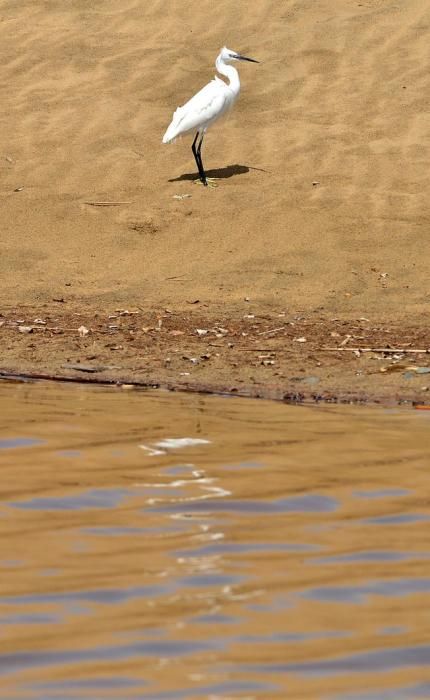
[169,163,250,183]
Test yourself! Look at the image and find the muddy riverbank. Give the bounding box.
[1,305,429,405]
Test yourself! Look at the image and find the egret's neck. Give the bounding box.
[215,57,240,95]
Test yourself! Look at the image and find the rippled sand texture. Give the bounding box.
[1,1,429,313]
[1,382,430,699]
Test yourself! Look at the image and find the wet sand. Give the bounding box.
[0,308,430,408]
[1,1,429,399]
[1,307,430,405]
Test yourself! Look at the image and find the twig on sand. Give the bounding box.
[257,326,286,336]
[240,347,292,352]
[322,347,429,354]
[8,326,113,335]
[237,346,429,354]
[84,201,132,206]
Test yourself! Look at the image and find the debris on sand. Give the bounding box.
[78,325,89,337]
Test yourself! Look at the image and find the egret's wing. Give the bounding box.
[163,78,228,142]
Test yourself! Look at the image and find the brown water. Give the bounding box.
[0,381,429,700]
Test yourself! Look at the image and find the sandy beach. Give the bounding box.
[1,0,429,402]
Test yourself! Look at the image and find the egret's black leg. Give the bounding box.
[191,132,207,185]
[196,133,207,185]
[191,132,199,170]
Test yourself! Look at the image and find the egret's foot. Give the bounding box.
[194,177,218,188]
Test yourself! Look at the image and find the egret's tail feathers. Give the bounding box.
[162,126,176,144]
[163,107,187,143]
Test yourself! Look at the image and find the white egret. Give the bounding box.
[162,46,259,187]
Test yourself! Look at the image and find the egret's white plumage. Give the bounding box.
[163,46,259,186]
[162,77,229,144]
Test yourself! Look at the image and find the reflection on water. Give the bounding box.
[0,437,44,450]
[0,382,429,699]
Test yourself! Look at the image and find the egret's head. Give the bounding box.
[219,46,259,64]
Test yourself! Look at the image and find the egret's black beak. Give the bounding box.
[236,54,259,63]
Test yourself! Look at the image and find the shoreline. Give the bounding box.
[1,369,428,408]
[2,305,429,406]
